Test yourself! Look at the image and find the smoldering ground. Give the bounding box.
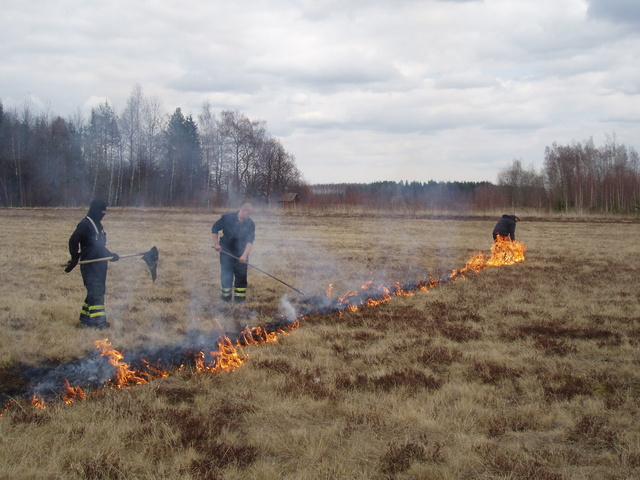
[1,264,467,406]
[1,209,481,406]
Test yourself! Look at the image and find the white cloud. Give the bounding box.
[1,0,639,184]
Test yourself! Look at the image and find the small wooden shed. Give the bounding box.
[277,192,299,208]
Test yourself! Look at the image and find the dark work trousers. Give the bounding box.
[492,232,512,242]
[80,262,108,326]
[219,253,249,302]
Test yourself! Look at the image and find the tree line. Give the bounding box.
[0,85,304,207]
[498,135,640,213]
[307,181,500,210]
[307,136,640,214]
[2,85,638,213]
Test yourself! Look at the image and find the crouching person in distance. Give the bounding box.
[212,203,255,303]
[492,213,521,242]
[65,199,119,329]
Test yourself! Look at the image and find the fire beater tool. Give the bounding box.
[215,248,306,296]
[63,246,159,282]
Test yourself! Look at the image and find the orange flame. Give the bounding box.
[487,235,526,266]
[94,338,168,388]
[140,359,170,379]
[193,335,246,374]
[30,393,46,410]
[239,325,281,345]
[334,281,396,312]
[328,238,526,312]
[451,236,526,278]
[326,284,334,297]
[212,336,247,372]
[417,277,440,292]
[0,400,13,416]
[192,324,297,374]
[62,379,86,405]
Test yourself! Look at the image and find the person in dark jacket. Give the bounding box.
[65,199,119,328]
[212,203,255,303]
[492,214,520,241]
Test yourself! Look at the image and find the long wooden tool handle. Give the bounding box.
[216,249,306,296]
[77,253,141,265]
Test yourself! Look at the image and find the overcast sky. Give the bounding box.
[1,0,639,184]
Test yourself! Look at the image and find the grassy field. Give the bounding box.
[0,206,639,480]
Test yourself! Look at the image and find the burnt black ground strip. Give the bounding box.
[1,274,453,405]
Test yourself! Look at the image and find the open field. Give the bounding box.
[1,207,639,479]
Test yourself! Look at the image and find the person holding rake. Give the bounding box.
[212,203,255,303]
[64,199,119,329]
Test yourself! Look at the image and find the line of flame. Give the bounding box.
[8,238,524,414]
[332,236,526,313]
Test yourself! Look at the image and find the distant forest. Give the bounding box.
[311,135,640,213]
[0,85,304,208]
[1,86,639,213]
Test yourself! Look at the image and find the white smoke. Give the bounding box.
[279,295,298,323]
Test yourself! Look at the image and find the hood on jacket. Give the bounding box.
[87,199,107,222]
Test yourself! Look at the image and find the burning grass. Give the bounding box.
[0,207,639,479]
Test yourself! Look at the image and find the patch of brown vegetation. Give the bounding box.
[1,209,639,479]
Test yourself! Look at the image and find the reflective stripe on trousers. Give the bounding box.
[80,302,107,326]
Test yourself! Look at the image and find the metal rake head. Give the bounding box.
[141,246,158,282]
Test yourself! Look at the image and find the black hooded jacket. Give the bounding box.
[68,200,115,261]
[492,214,518,241]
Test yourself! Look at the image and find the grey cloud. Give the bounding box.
[169,69,262,95]
[287,83,550,138]
[245,53,402,92]
[587,0,640,25]
[282,64,400,90]
[297,0,481,21]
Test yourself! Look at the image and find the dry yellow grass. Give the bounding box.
[0,207,639,479]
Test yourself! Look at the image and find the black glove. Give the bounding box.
[109,253,120,262]
[64,256,79,273]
